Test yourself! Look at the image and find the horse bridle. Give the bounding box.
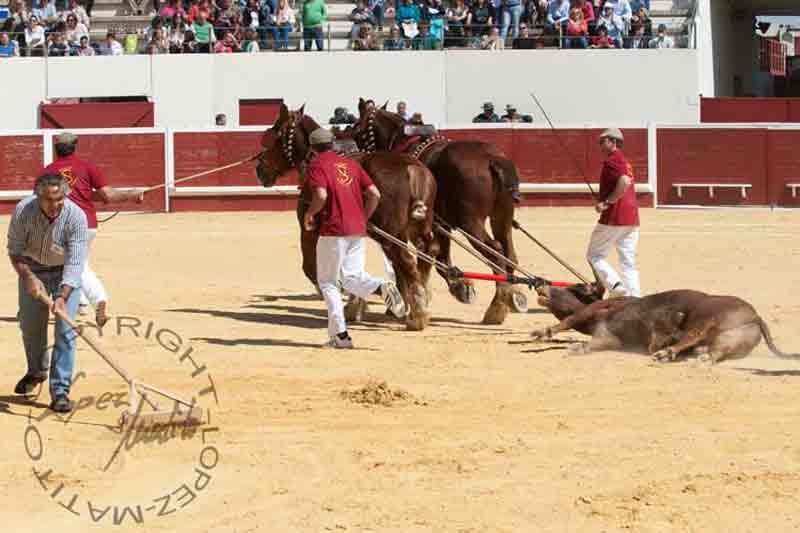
[361,108,447,159]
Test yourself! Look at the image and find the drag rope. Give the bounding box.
[511,219,591,284]
[433,224,506,273]
[434,214,538,279]
[98,152,263,224]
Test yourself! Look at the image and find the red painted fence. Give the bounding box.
[3,125,799,216]
[701,97,800,123]
[657,127,800,207]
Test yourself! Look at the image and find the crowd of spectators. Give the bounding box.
[0,0,676,57]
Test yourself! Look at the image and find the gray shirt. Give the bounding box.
[7,195,89,289]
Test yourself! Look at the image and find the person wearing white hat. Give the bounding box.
[586,127,640,298]
[303,128,405,349]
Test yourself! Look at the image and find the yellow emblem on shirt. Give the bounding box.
[335,162,353,186]
[59,167,76,186]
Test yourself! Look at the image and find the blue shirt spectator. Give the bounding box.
[397,0,421,23]
[613,0,632,24]
[547,0,570,26]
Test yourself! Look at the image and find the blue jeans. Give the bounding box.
[303,26,324,51]
[372,3,384,28]
[18,268,81,399]
[272,24,291,49]
[501,4,522,40]
[565,35,588,48]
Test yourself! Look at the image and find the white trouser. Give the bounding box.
[80,229,109,307]
[317,236,385,338]
[586,224,641,297]
[380,247,396,284]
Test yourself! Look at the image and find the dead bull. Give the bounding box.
[532,284,799,364]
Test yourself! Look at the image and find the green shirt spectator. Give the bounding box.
[193,21,214,43]
[303,0,328,28]
[412,26,441,49]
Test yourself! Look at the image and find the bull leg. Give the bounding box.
[568,333,624,355]
[490,205,527,313]
[531,299,624,340]
[652,318,717,363]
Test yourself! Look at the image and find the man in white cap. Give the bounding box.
[303,127,405,348]
[42,132,144,328]
[586,127,640,298]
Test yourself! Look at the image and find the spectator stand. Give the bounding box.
[0,0,693,55]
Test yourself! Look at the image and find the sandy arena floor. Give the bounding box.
[1,207,800,533]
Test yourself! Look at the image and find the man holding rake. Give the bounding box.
[8,173,88,413]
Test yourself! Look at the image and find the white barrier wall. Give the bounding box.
[1,50,700,130]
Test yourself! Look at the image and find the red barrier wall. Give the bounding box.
[0,134,44,215]
[657,128,768,206]
[700,97,800,123]
[441,127,653,207]
[40,102,155,128]
[766,130,800,206]
[62,133,166,213]
[173,131,269,187]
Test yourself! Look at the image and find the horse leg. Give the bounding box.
[415,232,439,308]
[300,226,320,291]
[461,218,510,325]
[434,226,476,304]
[386,242,428,331]
[490,203,528,314]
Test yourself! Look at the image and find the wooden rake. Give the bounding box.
[35,288,204,429]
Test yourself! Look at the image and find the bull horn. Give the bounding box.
[381,100,389,111]
[297,104,306,116]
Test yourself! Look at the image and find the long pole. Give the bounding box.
[529,91,597,200]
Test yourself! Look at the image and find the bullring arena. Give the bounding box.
[3,38,800,528]
[1,205,800,533]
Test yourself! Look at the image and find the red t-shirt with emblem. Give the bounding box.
[306,151,375,237]
[42,155,108,229]
[598,149,639,226]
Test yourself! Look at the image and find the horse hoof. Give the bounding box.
[510,291,529,313]
[344,298,368,322]
[482,302,508,325]
[405,312,429,331]
[449,281,476,305]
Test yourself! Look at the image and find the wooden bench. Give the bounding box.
[786,183,800,198]
[672,183,752,199]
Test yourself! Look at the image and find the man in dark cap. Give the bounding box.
[303,128,405,348]
[472,102,501,123]
[41,131,144,328]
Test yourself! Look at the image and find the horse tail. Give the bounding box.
[407,164,429,221]
[758,317,800,358]
[488,156,521,202]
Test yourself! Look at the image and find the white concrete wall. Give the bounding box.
[0,50,700,130]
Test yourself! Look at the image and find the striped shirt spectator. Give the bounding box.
[8,174,89,413]
[7,194,89,289]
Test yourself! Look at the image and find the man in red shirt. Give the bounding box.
[303,128,405,349]
[586,128,641,298]
[42,132,144,327]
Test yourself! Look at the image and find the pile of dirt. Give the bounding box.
[340,380,412,407]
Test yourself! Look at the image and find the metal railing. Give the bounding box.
[0,20,691,57]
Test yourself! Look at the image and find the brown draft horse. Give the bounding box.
[347,98,525,325]
[255,104,439,331]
